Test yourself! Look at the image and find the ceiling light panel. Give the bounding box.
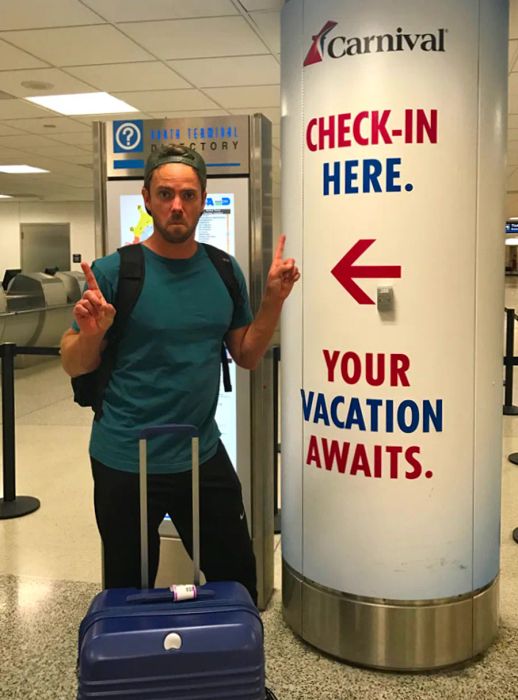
[0,165,49,173]
[25,93,138,116]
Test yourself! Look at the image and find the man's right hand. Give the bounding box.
[74,262,116,336]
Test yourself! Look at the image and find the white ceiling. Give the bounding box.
[0,0,282,203]
[0,0,515,203]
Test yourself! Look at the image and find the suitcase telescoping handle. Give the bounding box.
[138,424,200,590]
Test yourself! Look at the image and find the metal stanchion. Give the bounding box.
[272,345,281,534]
[0,342,40,518]
[502,309,518,464]
[0,343,60,519]
[503,308,518,415]
[502,311,518,537]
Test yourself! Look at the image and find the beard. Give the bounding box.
[153,215,198,245]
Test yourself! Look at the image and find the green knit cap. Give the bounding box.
[144,145,207,189]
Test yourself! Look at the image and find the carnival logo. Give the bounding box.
[303,21,338,66]
[303,24,446,67]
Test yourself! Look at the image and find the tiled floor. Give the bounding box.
[2,281,518,698]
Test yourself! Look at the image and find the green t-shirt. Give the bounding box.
[77,244,253,474]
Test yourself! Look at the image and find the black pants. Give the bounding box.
[91,441,257,604]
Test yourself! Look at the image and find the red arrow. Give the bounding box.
[331,239,401,305]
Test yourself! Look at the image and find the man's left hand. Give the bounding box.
[265,234,300,303]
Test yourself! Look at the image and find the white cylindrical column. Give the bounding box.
[281,0,507,670]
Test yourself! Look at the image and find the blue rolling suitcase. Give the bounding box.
[77,424,265,699]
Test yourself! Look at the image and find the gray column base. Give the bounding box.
[282,560,499,671]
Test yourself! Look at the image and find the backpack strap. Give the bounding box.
[202,243,243,309]
[92,244,145,420]
[112,243,146,340]
[201,243,244,392]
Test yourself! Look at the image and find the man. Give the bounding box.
[61,145,299,604]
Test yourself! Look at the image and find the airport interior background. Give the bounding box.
[2,1,518,698]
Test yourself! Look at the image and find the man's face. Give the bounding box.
[142,163,206,245]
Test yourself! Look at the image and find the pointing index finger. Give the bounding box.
[274,234,286,260]
[81,262,100,292]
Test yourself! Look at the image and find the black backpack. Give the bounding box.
[71,242,244,421]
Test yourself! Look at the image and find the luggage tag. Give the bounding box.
[126,585,215,605]
[171,584,197,601]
